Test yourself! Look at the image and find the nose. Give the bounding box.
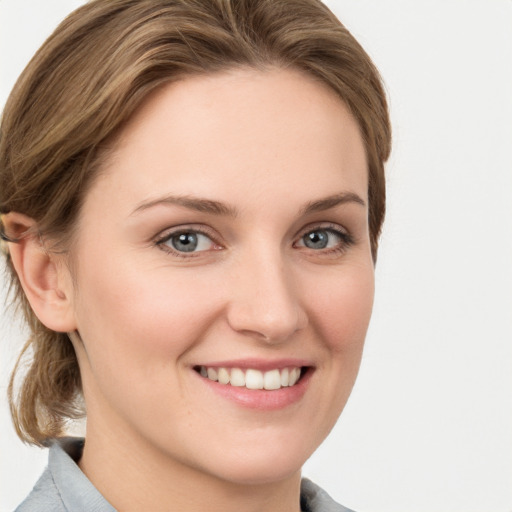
[226,251,308,344]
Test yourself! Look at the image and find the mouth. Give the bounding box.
[193,365,307,391]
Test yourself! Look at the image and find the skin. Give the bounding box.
[8,67,374,512]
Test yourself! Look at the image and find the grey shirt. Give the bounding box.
[15,438,355,512]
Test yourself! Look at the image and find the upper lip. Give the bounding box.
[193,358,314,371]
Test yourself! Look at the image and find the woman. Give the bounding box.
[0,0,391,510]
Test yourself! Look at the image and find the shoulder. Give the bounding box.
[15,465,66,512]
[15,438,115,512]
[300,478,356,512]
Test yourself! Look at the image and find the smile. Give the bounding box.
[195,366,303,390]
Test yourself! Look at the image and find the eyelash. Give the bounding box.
[154,223,354,258]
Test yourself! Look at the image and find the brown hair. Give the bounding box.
[0,0,391,445]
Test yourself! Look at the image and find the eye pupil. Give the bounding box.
[172,233,198,252]
[304,230,328,249]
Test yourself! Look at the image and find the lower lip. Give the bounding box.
[195,368,313,411]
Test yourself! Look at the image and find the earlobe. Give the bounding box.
[3,212,77,333]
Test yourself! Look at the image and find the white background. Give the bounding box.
[1,1,511,511]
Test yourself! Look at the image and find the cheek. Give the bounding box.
[309,265,375,354]
[294,265,374,444]
[71,262,223,434]
[71,252,221,385]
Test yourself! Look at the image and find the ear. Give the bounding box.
[3,212,77,333]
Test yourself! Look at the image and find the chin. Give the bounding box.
[186,431,319,487]
[206,453,305,487]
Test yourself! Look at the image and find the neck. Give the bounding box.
[79,418,303,512]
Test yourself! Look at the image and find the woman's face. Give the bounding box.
[66,68,374,484]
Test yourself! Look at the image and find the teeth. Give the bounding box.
[280,368,289,387]
[230,368,245,387]
[289,367,300,386]
[218,367,230,385]
[245,369,264,390]
[197,366,303,390]
[263,369,281,390]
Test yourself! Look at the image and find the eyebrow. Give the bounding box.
[131,191,365,217]
[131,194,238,217]
[300,192,366,215]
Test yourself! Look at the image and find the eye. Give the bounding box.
[301,230,332,250]
[295,226,352,252]
[157,230,217,254]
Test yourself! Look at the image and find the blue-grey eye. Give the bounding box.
[299,229,343,250]
[165,232,214,253]
[172,233,198,252]
[303,230,328,249]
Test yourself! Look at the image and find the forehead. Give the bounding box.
[88,67,368,216]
